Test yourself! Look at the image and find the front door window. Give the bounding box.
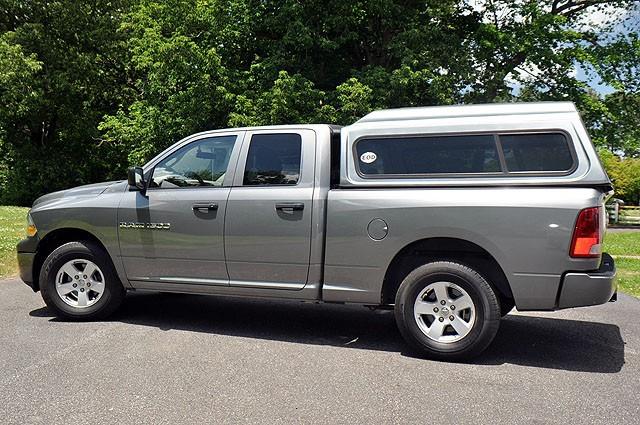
[150,135,236,189]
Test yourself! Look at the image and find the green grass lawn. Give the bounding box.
[602,232,640,256]
[0,206,29,278]
[0,205,639,297]
[604,232,640,297]
[610,257,640,298]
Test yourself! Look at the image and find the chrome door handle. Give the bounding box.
[192,203,218,212]
[275,202,305,212]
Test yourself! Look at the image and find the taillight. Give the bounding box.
[570,207,601,258]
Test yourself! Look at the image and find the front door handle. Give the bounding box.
[192,202,218,212]
[275,202,305,212]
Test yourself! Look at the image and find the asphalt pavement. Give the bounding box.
[0,277,638,424]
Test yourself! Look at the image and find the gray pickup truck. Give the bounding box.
[17,102,616,360]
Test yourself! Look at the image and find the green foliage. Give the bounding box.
[1,0,639,205]
[99,0,232,165]
[584,29,640,157]
[599,149,640,204]
[0,0,132,205]
[592,92,640,157]
[600,149,640,204]
[0,33,42,124]
[228,71,335,126]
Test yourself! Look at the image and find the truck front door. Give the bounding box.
[118,132,243,286]
[224,130,315,289]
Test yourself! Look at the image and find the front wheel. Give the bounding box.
[499,297,515,317]
[40,241,126,320]
[394,261,501,361]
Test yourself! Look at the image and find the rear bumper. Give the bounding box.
[557,253,616,309]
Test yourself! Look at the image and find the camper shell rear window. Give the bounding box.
[354,132,576,178]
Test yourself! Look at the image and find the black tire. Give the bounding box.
[40,241,126,320]
[499,297,515,317]
[394,261,501,361]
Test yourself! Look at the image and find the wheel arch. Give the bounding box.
[31,228,111,291]
[381,237,513,305]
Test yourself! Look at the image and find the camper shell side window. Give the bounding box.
[353,131,577,178]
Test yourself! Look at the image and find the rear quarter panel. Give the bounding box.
[323,187,604,309]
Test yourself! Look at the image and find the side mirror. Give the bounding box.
[127,166,147,194]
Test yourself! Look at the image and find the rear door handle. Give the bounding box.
[275,202,305,212]
[192,202,218,212]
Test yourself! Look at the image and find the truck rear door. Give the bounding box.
[224,129,316,289]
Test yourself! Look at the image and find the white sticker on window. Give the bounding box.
[360,152,377,164]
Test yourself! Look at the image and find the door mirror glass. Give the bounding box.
[127,166,146,193]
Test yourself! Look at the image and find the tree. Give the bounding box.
[586,31,640,156]
[0,0,638,205]
[599,149,640,204]
[0,0,133,205]
[99,0,233,165]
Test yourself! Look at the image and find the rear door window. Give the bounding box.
[243,133,302,185]
[499,133,574,172]
[355,135,501,176]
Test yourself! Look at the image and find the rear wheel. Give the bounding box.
[40,241,125,320]
[394,261,500,360]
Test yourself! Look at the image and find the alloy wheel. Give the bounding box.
[55,259,106,308]
[413,281,476,343]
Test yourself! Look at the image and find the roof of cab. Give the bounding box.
[356,102,577,124]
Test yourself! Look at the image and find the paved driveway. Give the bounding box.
[1,278,638,424]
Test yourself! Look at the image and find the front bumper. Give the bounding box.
[17,237,39,291]
[557,253,616,309]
